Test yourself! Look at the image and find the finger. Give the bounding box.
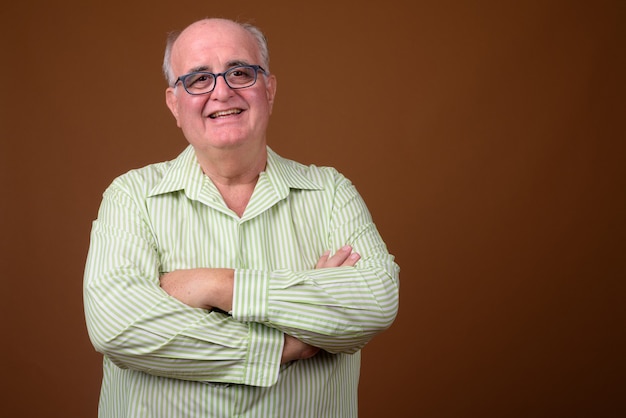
[315,250,331,269]
[340,251,361,267]
[323,245,353,267]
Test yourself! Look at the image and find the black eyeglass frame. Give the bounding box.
[173,65,267,95]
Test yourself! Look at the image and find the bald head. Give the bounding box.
[162,18,270,86]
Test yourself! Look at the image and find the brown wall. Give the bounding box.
[2,1,624,417]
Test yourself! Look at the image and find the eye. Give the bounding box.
[226,67,255,85]
[230,70,247,78]
[185,73,214,89]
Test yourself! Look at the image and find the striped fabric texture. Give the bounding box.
[84,146,400,417]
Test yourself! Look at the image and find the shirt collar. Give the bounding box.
[147,145,323,200]
[264,147,323,198]
[147,145,204,199]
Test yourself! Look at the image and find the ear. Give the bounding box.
[265,74,277,114]
[165,87,181,127]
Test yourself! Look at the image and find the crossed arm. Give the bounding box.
[160,245,361,363]
[84,170,399,386]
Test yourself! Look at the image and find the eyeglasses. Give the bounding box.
[173,65,266,95]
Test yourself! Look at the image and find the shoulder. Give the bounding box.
[106,160,171,197]
[268,148,352,190]
[104,146,195,199]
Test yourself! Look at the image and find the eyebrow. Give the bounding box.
[187,60,252,74]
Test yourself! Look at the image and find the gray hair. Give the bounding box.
[162,20,270,86]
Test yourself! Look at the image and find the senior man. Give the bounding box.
[84,18,399,417]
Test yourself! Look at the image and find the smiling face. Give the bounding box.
[165,19,277,155]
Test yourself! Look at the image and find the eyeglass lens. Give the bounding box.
[183,66,259,94]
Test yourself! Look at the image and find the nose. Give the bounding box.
[210,74,234,100]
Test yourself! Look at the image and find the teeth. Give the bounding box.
[209,109,242,119]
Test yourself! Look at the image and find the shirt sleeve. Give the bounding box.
[83,180,283,387]
[231,174,400,354]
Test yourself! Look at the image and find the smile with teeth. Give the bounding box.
[209,109,243,119]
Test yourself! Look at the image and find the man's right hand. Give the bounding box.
[280,246,361,364]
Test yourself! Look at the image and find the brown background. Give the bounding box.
[1,0,624,417]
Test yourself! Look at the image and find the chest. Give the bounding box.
[148,189,330,273]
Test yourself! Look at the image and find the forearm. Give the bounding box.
[86,298,279,384]
[233,251,399,353]
[160,249,399,353]
[158,253,398,354]
[159,267,234,312]
[85,262,282,385]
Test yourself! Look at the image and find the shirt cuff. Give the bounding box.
[242,322,283,387]
[232,269,270,323]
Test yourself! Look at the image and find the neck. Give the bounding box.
[194,144,267,217]
[195,143,267,187]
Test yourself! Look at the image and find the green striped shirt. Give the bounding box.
[84,145,400,417]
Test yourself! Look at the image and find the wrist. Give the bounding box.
[210,268,234,312]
